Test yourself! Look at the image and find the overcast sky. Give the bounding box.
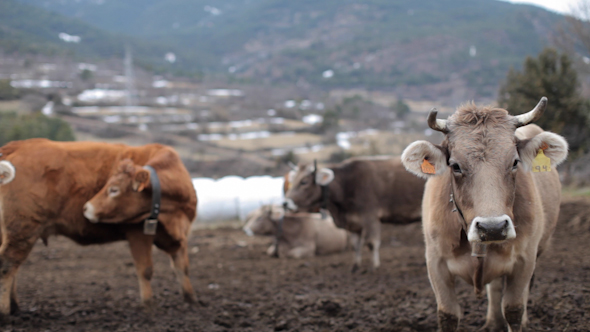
[501,0,579,14]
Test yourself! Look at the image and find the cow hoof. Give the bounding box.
[9,300,19,316]
[183,292,197,304]
[479,323,508,332]
[437,310,459,332]
[141,298,156,311]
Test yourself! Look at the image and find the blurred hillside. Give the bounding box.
[0,0,184,74]
[14,0,563,101]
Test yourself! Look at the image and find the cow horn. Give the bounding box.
[427,108,449,133]
[514,97,547,127]
[287,161,297,170]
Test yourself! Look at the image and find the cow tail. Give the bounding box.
[0,161,15,185]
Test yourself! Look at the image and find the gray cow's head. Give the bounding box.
[284,162,333,212]
[402,97,568,244]
[242,205,285,236]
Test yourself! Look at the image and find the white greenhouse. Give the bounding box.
[192,175,285,224]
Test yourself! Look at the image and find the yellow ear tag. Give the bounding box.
[532,149,551,173]
[421,159,436,174]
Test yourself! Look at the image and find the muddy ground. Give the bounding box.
[4,198,590,332]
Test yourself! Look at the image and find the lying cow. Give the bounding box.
[0,138,198,316]
[401,97,567,332]
[285,157,426,271]
[243,205,352,258]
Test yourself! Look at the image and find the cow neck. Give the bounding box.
[143,165,161,235]
[449,175,486,298]
[311,165,331,219]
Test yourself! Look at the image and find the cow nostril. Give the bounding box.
[475,221,484,231]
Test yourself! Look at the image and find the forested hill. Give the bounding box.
[0,0,179,73]
[12,0,564,97]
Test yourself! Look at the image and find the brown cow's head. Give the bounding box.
[402,97,568,244]
[284,162,333,212]
[83,159,151,223]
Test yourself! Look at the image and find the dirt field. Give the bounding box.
[4,198,590,332]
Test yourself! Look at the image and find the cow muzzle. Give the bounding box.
[243,226,254,237]
[284,198,298,211]
[83,202,99,223]
[467,215,516,243]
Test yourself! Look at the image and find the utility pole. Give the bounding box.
[124,45,137,108]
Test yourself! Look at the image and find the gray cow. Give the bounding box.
[401,97,568,331]
[285,156,426,271]
[243,205,352,258]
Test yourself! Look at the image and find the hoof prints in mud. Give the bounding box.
[6,198,590,331]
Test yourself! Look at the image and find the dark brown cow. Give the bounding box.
[401,97,568,332]
[285,156,426,271]
[0,139,197,316]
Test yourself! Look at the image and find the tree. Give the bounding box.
[390,99,411,120]
[0,112,75,146]
[498,48,590,156]
[320,108,340,133]
[0,79,19,100]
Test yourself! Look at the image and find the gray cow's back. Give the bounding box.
[331,156,426,224]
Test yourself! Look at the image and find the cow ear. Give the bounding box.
[133,169,150,192]
[0,161,15,185]
[402,141,447,178]
[518,132,568,171]
[287,170,297,188]
[270,206,285,220]
[315,168,334,186]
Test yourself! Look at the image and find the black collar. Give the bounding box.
[320,185,329,219]
[271,203,288,258]
[143,165,161,235]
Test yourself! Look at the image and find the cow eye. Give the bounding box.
[451,163,462,174]
[512,159,519,170]
[300,179,309,185]
[108,187,120,197]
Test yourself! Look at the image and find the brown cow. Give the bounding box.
[242,205,353,258]
[285,156,426,271]
[0,138,197,316]
[401,97,568,332]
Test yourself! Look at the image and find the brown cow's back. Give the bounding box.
[0,138,195,245]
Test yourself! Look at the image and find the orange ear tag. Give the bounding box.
[532,149,551,173]
[421,159,436,174]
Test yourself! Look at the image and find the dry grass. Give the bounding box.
[0,100,22,113]
[214,132,323,151]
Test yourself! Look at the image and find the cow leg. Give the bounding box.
[502,261,535,332]
[126,231,155,307]
[0,252,33,317]
[351,230,365,273]
[9,275,18,315]
[427,255,461,332]
[286,245,315,259]
[167,242,196,304]
[0,226,40,317]
[266,244,276,256]
[365,221,381,270]
[482,277,507,331]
